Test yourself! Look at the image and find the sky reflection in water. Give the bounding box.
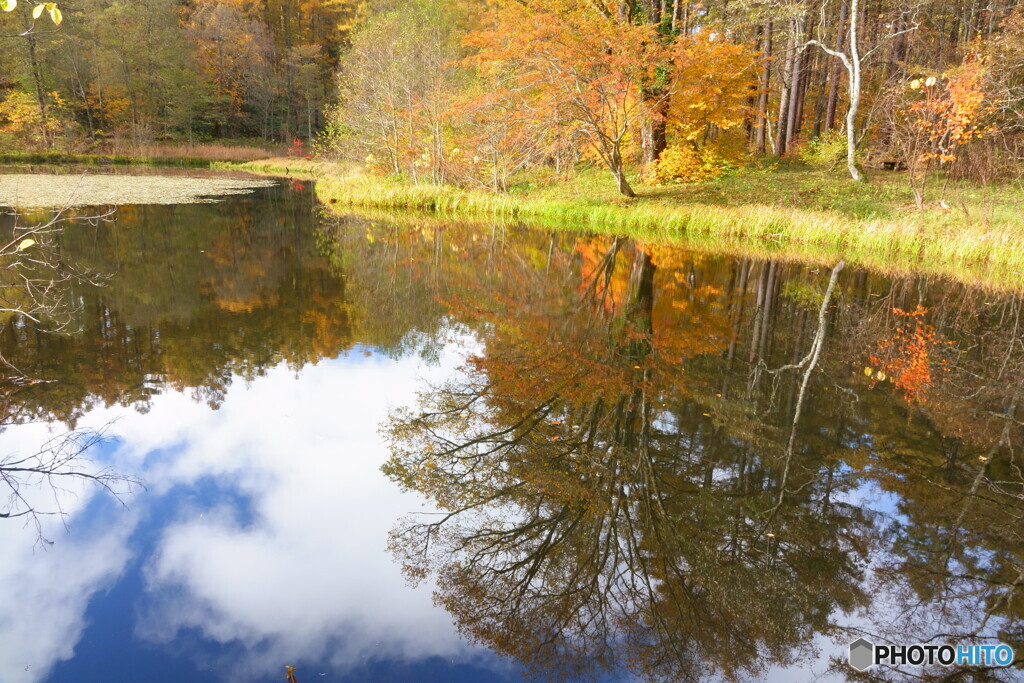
[1,349,522,682]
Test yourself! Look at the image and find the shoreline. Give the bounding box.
[5,155,1016,292]
[225,158,1024,293]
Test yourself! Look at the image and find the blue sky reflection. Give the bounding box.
[0,345,521,682]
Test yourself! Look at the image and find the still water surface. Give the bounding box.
[0,176,1022,682]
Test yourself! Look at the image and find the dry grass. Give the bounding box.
[118,143,277,162]
[1,142,281,167]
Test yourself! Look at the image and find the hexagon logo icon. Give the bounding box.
[849,638,875,671]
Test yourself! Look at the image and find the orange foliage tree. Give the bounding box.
[890,53,993,207]
[464,0,670,197]
[909,56,991,163]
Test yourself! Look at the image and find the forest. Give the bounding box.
[0,0,359,150]
[2,0,1023,202]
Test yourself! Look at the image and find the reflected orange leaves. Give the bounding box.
[867,306,949,403]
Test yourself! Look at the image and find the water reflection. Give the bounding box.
[319,215,1024,680]
[0,181,1022,681]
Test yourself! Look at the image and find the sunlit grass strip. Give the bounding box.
[216,158,353,179]
[310,174,1024,292]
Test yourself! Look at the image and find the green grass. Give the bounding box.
[216,157,354,179]
[217,159,1024,292]
[508,161,1024,227]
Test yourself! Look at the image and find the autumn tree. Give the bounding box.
[329,0,465,181]
[0,0,66,148]
[465,0,671,196]
[185,0,275,137]
[886,53,992,207]
[650,31,757,184]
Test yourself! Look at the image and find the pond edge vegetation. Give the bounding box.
[222,158,1024,294]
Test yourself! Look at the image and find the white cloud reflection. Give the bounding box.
[0,346,491,681]
[0,507,133,683]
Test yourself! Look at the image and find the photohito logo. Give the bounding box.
[848,638,1015,671]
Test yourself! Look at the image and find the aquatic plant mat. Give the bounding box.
[0,172,277,208]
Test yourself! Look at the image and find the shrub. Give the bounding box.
[649,144,731,184]
[798,130,847,170]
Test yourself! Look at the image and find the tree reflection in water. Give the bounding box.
[352,219,1024,680]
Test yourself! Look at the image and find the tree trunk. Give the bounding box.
[27,36,51,150]
[754,19,772,154]
[610,144,636,197]
[775,28,796,156]
[846,0,864,181]
[69,56,96,140]
[811,48,829,138]
[785,16,807,151]
[823,0,849,132]
[614,168,636,197]
[641,115,667,166]
[640,0,669,166]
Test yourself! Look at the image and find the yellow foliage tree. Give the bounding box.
[650,32,757,184]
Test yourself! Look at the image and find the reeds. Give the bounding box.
[126,143,274,162]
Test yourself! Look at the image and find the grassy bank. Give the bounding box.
[216,157,353,179]
[230,159,1024,291]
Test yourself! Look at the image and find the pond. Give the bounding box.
[0,171,1022,682]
